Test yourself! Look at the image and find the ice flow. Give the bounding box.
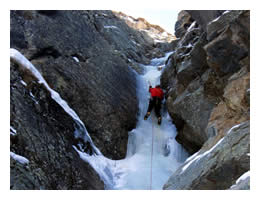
[11,48,188,190]
[111,52,189,189]
[76,52,189,190]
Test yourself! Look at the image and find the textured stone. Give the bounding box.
[10,62,104,189]
[164,121,250,190]
[161,10,250,157]
[10,9,175,190]
[204,11,250,77]
[167,82,215,154]
[175,11,194,38]
[206,10,247,41]
[206,67,250,139]
[161,24,211,154]
[10,10,145,159]
[186,10,225,32]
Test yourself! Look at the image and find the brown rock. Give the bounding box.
[204,11,250,77]
[206,68,250,138]
[186,10,225,32]
[164,121,250,190]
[175,11,194,38]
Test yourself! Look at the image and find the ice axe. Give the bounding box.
[148,81,152,88]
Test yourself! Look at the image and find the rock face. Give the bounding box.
[186,10,225,32]
[10,10,174,189]
[10,62,104,189]
[161,10,250,189]
[174,10,195,38]
[163,121,249,190]
[10,10,172,161]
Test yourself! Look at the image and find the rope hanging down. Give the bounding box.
[149,115,155,190]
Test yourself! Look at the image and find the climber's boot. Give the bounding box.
[144,112,151,120]
[157,116,162,125]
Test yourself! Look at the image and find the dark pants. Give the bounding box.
[147,97,162,118]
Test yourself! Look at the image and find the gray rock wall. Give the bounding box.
[161,10,250,189]
[164,121,250,190]
[11,10,168,160]
[10,10,173,189]
[161,10,250,154]
[10,62,104,189]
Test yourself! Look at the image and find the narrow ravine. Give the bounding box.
[11,48,189,190]
[75,52,189,189]
[10,10,250,190]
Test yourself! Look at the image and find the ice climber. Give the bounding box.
[144,84,164,125]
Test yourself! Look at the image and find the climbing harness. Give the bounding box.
[149,114,155,190]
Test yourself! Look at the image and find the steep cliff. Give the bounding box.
[10,9,250,190]
[10,10,173,160]
[161,10,250,189]
[10,10,174,189]
[10,61,104,189]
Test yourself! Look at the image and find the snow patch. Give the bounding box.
[236,171,250,184]
[185,43,193,48]
[10,152,29,165]
[73,56,79,63]
[187,21,196,32]
[104,25,119,29]
[223,10,230,15]
[230,171,250,189]
[29,92,39,104]
[10,126,17,136]
[20,80,27,86]
[211,16,221,24]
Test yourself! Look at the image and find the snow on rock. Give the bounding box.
[10,48,81,123]
[10,126,17,136]
[181,137,225,174]
[20,80,27,86]
[10,48,188,190]
[208,10,231,25]
[104,25,119,29]
[230,171,250,189]
[73,146,115,189]
[235,171,250,184]
[227,123,244,135]
[10,48,100,155]
[187,21,196,32]
[10,152,29,165]
[72,56,79,63]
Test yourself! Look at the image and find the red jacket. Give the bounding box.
[149,87,164,100]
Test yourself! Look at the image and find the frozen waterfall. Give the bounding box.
[11,48,189,190]
[111,52,189,189]
[75,51,189,189]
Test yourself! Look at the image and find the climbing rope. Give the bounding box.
[149,114,155,190]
